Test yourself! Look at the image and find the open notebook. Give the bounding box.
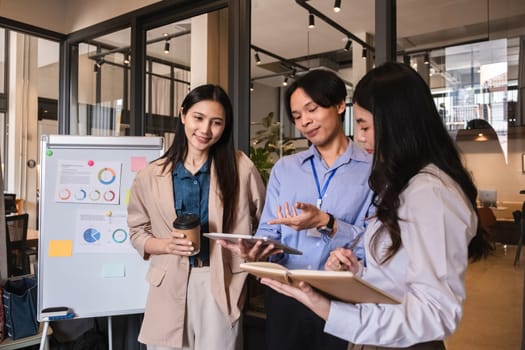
[241,261,400,304]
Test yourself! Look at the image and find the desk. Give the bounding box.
[0,323,52,350]
[490,206,520,222]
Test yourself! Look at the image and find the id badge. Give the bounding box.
[306,228,322,238]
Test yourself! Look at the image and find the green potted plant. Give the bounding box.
[250,112,295,184]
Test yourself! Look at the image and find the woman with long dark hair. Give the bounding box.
[260,62,493,349]
[128,84,265,350]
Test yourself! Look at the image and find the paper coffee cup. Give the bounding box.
[173,214,200,256]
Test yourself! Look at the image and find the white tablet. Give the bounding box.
[204,233,303,255]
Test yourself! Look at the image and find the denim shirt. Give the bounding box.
[172,160,210,262]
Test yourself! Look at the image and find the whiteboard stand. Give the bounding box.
[38,321,50,350]
[108,316,113,350]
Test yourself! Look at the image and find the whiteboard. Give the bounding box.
[37,135,164,320]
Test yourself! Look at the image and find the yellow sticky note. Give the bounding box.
[126,189,131,206]
[49,240,73,257]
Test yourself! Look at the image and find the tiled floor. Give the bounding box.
[445,244,523,350]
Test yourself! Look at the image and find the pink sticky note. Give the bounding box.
[131,157,147,172]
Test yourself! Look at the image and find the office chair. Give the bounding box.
[5,213,32,276]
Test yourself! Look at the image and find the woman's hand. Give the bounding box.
[216,238,283,262]
[267,202,332,232]
[164,231,197,256]
[143,231,196,256]
[260,278,331,321]
[325,247,359,273]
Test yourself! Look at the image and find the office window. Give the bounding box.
[144,18,191,140]
[76,28,130,136]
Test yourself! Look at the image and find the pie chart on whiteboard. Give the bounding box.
[83,228,101,243]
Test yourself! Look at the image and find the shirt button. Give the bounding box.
[193,181,198,185]
[316,242,320,247]
[307,265,312,269]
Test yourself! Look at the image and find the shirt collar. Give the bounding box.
[297,138,372,167]
[173,159,210,178]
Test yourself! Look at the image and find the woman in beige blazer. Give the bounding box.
[128,84,265,350]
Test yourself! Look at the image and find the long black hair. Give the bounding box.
[284,69,347,123]
[353,62,492,263]
[160,84,239,232]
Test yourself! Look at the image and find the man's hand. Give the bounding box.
[267,202,332,232]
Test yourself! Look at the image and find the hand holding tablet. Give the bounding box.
[204,233,303,255]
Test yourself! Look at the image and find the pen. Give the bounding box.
[345,231,364,251]
[331,232,364,270]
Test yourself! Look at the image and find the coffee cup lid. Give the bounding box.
[173,213,200,229]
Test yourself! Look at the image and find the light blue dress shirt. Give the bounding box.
[256,140,373,270]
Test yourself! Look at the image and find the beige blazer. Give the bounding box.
[128,151,266,348]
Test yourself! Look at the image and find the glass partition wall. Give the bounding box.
[145,19,191,143]
[0,26,59,228]
[76,28,130,136]
[73,17,194,140]
[398,1,525,207]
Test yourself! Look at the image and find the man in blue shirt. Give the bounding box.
[220,69,372,349]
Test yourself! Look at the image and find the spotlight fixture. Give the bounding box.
[255,52,261,65]
[475,132,488,142]
[334,0,342,13]
[164,41,170,54]
[361,48,367,59]
[250,82,254,92]
[424,53,429,65]
[344,38,352,51]
[282,76,289,86]
[123,53,130,65]
[93,58,103,72]
[308,12,315,29]
[291,68,297,77]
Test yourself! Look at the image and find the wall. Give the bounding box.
[0,0,161,34]
[0,0,66,33]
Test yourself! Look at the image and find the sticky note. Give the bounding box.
[102,264,125,278]
[49,240,73,257]
[131,157,147,172]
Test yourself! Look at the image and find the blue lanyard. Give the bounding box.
[309,157,337,209]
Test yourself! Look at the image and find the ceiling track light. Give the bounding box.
[94,58,103,72]
[334,0,342,13]
[250,82,254,92]
[424,53,430,64]
[164,41,170,54]
[255,51,261,65]
[282,76,289,86]
[344,38,352,51]
[124,53,130,65]
[308,12,315,29]
[361,48,367,59]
